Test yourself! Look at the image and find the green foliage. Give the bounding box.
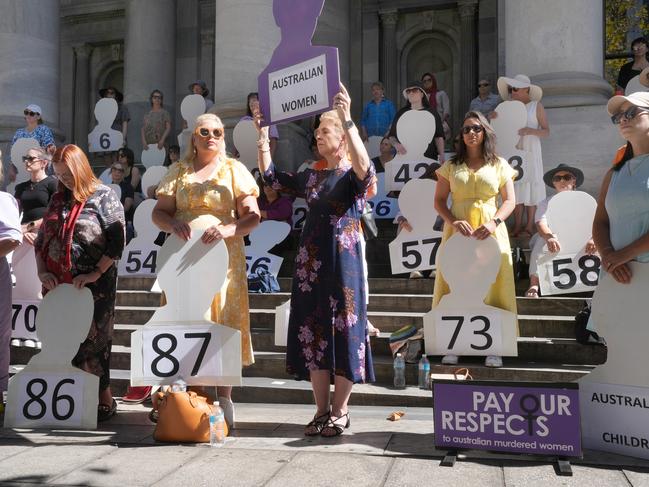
[605,0,649,87]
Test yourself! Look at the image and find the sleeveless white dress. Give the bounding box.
[515,100,546,206]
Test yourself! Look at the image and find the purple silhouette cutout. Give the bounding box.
[257,0,340,126]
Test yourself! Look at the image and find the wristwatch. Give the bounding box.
[343,120,355,130]
[493,217,503,226]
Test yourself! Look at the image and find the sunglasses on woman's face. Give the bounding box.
[197,127,224,139]
[22,156,40,163]
[152,95,162,99]
[23,110,38,117]
[478,82,490,88]
[611,105,649,124]
[507,86,521,93]
[552,173,575,183]
[462,124,484,135]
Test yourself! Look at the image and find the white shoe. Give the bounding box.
[441,354,459,365]
[23,339,36,348]
[35,341,42,349]
[409,271,423,279]
[218,396,235,430]
[10,339,20,347]
[485,356,503,368]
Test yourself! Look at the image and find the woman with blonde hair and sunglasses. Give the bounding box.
[152,113,261,428]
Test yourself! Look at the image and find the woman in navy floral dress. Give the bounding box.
[256,85,375,437]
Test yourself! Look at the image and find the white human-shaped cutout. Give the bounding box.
[141,165,169,199]
[177,94,206,155]
[109,183,121,201]
[246,220,291,278]
[384,110,436,192]
[88,98,123,152]
[491,101,529,184]
[578,262,649,460]
[130,214,242,386]
[118,200,160,277]
[275,299,291,347]
[141,144,166,169]
[233,119,259,171]
[625,75,649,95]
[8,138,39,194]
[10,242,42,340]
[368,172,399,219]
[4,284,99,429]
[536,191,599,295]
[423,233,518,356]
[388,179,441,274]
[364,135,382,159]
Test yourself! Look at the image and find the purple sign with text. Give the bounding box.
[257,0,340,126]
[433,380,582,457]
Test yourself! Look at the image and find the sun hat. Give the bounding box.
[24,104,42,115]
[188,80,209,97]
[606,91,649,116]
[497,74,543,102]
[402,80,427,100]
[99,86,124,103]
[543,163,584,188]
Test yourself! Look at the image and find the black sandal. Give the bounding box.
[304,411,330,436]
[321,412,350,437]
[97,399,117,422]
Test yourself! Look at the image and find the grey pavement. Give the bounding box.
[0,402,648,486]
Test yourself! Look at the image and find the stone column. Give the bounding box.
[458,0,478,115]
[503,0,616,195]
[0,0,61,152]
[313,0,350,86]
[380,10,399,104]
[124,0,176,155]
[73,44,93,153]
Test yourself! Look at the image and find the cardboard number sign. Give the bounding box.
[388,179,442,274]
[118,200,160,277]
[177,94,206,155]
[8,138,39,194]
[141,144,166,169]
[491,101,529,184]
[368,173,398,219]
[4,284,99,429]
[88,98,123,152]
[384,110,436,192]
[245,220,291,279]
[537,191,599,295]
[423,234,518,357]
[130,215,242,386]
[10,243,42,341]
[141,166,169,199]
[233,119,259,171]
[292,198,308,231]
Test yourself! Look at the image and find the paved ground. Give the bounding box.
[1,402,649,486]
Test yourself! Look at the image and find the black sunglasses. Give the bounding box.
[22,155,40,163]
[611,105,649,124]
[23,110,38,117]
[478,83,490,87]
[197,127,224,138]
[552,174,576,182]
[462,125,484,135]
[507,86,521,93]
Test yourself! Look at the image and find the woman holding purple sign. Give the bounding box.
[255,85,375,437]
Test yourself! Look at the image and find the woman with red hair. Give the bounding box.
[35,144,125,421]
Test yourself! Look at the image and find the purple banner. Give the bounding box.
[433,381,582,457]
[257,0,340,126]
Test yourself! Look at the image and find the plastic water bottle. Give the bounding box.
[171,378,187,392]
[209,401,226,447]
[393,353,406,389]
[418,354,430,389]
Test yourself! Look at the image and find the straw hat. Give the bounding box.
[497,74,543,102]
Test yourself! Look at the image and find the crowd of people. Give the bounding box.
[1,51,649,440]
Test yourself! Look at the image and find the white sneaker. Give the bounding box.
[10,339,20,347]
[35,341,42,349]
[485,356,503,368]
[441,354,459,365]
[218,396,235,430]
[23,339,36,348]
[409,271,423,279]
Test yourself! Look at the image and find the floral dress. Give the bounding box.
[264,162,376,384]
[156,159,260,365]
[35,185,125,391]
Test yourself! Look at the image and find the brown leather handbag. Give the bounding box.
[153,390,228,443]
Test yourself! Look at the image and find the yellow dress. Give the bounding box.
[157,158,260,365]
[433,157,518,317]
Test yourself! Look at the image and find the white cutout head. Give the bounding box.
[625,75,649,96]
[9,138,40,192]
[11,243,41,300]
[30,284,93,366]
[491,101,527,153]
[141,145,166,168]
[545,191,597,255]
[94,98,119,126]
[141,165,169,199]
[132,199,158,240]
[438,233,501,303]
[247,220,291,250]
[397,178,437,231]
[233,119,260,171]
[364,136,383,159]
[395,110,436,156]
[153,215,229,322]
[180,94,206,132]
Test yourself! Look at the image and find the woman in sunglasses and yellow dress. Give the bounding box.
[152,113,261,429]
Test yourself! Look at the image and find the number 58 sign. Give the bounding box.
[538,252,600,296]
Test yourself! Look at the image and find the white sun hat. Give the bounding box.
[497,74,543,102]
[607,91,649,116]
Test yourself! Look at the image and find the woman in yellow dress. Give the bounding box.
[433,111,517,368]
[152,113,261,427]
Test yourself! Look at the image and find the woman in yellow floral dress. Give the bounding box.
[152,113,260,427]
[433,111,517,369]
